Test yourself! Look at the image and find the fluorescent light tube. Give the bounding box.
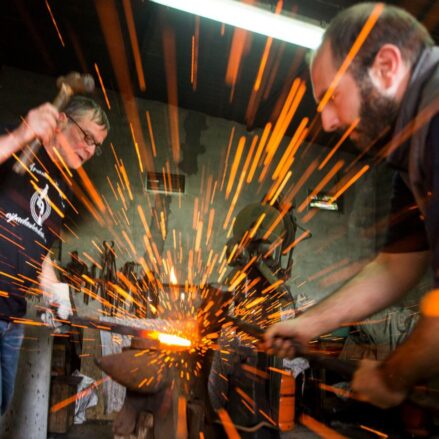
[150,0,324,49]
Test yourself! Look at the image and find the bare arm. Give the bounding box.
[40,254,59,294]
[40,254,72,320]
[0,103,59,165]
[265,250,429,356]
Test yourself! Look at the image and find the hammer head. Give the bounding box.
[56,72,95,94]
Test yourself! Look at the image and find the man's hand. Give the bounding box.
[14,103,59,148]
[352,359,408,409]
[47,282,73,320]
[263,318,313,358]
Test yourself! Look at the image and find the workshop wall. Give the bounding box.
[0,66,421,307]
[1,66,430,429]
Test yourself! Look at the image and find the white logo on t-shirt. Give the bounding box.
[30,184,51,226]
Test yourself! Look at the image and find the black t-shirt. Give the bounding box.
[0,147,67,320]
[383,114,439,287]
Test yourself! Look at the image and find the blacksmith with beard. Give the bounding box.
[265,3,439,409]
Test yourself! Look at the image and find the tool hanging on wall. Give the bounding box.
[119,261,145,317]
[98,241,117,314]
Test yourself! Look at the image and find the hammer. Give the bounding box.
[13,72,95,174]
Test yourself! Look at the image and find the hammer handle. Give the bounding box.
[231,318,439,412]
[230,317,356,378]
[13,83,74,174]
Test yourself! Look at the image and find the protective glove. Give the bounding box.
[47,282,73,319]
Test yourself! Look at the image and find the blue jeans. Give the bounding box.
[0,321,24,414]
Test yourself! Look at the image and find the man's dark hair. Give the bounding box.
[64,96,110,131]
[321,3,434,78]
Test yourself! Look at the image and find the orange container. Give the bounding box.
[278,373,295,431]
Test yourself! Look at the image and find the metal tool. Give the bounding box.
[228,317,356,378]
[67,314,196,347]
[229,318,439,412]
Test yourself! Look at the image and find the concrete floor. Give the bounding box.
[47,422,321,438]
[48,421,113,439]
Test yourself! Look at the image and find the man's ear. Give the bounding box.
[58,112,68,129]
[369,44,404,91]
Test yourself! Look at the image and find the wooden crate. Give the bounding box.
[48,376,82,434]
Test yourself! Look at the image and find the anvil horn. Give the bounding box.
[95,348,171,394]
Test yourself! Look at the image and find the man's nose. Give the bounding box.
[320,107,340,132]
[83,144,95,161]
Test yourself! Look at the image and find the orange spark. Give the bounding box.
[122,230,137,257]
[64,224,79,240]
[300,414,347,439]
[272,117,308,181]
[177,396,188,439]
[221,127,236,191]
[206,208,215,244]
[95,0,152,172]
[217,409,240,439]
[259,409,277,426]
[76,167,106,213]
[263,78,306,167]
[319,118,360,170]
[191,16,200,90]
[45,0,65,47]
[225,27,250,89]
[253,37,273,92]
[122,0,146,91]
[129,122,144,174]
[162,26,181,164]
[329,165,370,203]
[82,252,103,271]
[283,159,319,206]
[110,142,121,167]
[145,111,157,157]
[247,123,271,183]
[248,213,266,239]
[0,271,24,283]
[0,233,25,251]
[50,377,109,413]
[12,153,39,182]
[94,63,111,110]
[52,146,73,178]
[117,183,128,210]
[241,364,269,379]
[106,176,118,200]
[320,383,352,399]
[137,205,152,238]
[360,425,389,438]
[119,160,134,200]
[282,231,312,255]
[269,171,292,206]
[226,136,246,199]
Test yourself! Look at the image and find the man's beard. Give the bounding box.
[351,76,400,153]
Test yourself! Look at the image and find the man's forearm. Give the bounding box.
[40,254,59,292]
[299,251,429,337]
[0,103,59,165]
[0,129,28,165]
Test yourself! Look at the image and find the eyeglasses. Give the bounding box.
[67,115,102,156]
